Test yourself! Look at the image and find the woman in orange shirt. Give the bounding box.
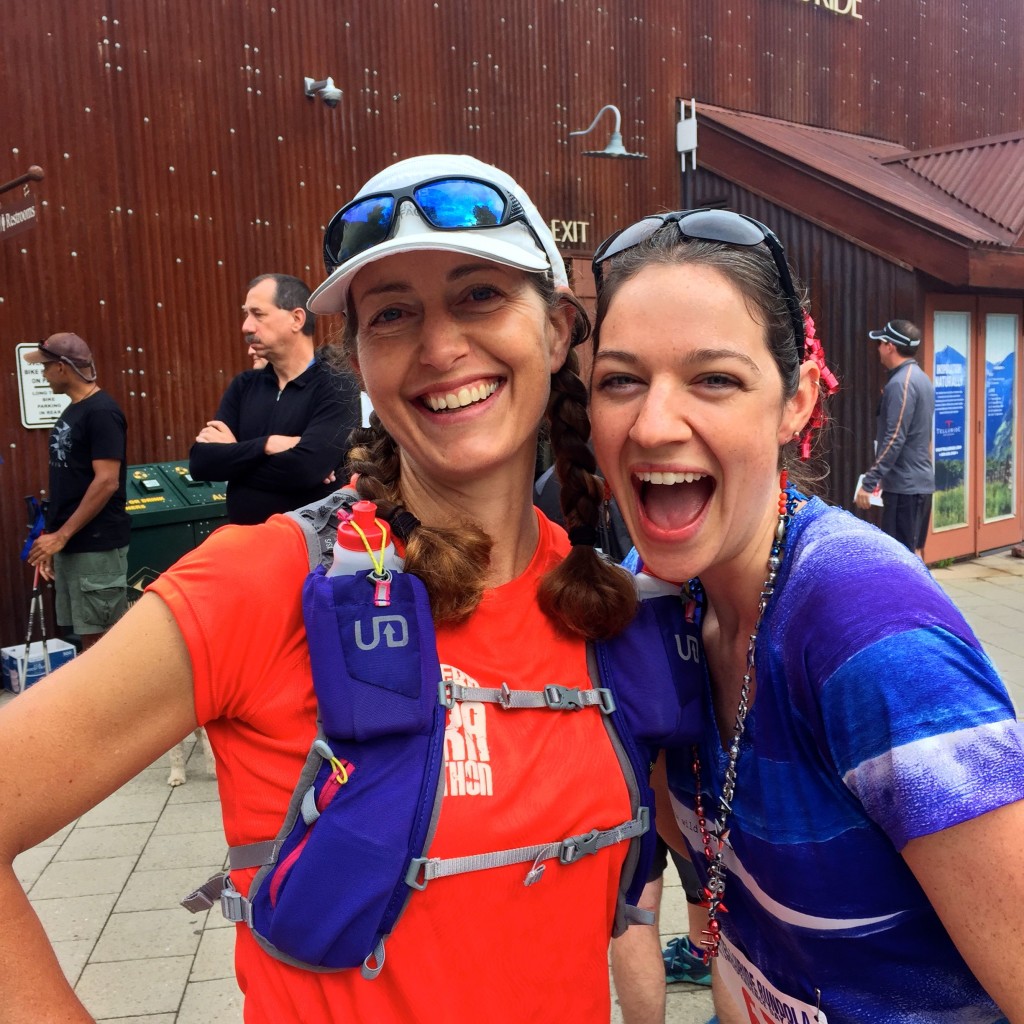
[0,154,653,1023]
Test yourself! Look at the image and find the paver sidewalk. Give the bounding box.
[11,750,240,1023]
[5,549,1023,1023]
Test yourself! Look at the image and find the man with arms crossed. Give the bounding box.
[190,273,360,524]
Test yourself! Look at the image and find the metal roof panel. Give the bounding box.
[698,104,1019,247]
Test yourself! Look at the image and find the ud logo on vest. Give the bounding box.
[675,634,700,662]
[354,614,410,651]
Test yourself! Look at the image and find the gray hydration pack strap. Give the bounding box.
[586,643,656,933]
[440,679,616,714]
[406,806,649,890]
[180,837,284,917]
[287,486,360,570]
[185,672,636,919]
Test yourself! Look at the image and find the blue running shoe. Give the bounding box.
[663,936,712,986]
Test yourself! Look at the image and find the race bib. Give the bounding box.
[718,934,829,1024]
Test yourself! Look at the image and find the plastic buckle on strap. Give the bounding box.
[560,828,600,864]
[596,687,617,715]
[438,680,455,710]
[497,682,514,709]
[544,684,582,711]
[220,887,253,926]
[405,857,430,891]
[637,805,651,835]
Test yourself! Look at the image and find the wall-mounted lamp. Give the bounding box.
[303,76,342,108]
[569,104,646,160]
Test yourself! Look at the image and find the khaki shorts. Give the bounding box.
[53,546,129,636]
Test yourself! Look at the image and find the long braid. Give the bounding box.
[346,418,402,502]
[537,353,638,639]
[345,414,492,624]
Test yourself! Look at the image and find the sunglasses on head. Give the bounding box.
[36,341,72,368]
[322,176,540,276]
[592,209,806,352]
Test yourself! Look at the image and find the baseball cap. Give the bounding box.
[307,154,566,314]
[23,332,98,381]
[868,321,920,349]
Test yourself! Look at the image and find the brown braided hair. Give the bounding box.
[325,271,637,637]
[344,418,493,625]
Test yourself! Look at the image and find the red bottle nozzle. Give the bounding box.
[336,500,390,552]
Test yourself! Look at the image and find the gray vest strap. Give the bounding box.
[439,680,616,714]
[405,807,649,890]
[181,872,229,914]
[622,903,656,927]
[180,839,283,914]
[229,839,284,871]
[182,874,254,928]
[286,488,359,570]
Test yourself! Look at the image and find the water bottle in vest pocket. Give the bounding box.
[243,565,446,973]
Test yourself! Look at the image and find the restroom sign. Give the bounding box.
[0,195,38,241]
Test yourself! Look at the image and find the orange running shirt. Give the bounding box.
[149,510,631,1023]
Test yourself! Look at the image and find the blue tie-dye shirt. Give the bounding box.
[665,497,1024,1024]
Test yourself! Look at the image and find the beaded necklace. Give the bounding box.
[692,478,794,963]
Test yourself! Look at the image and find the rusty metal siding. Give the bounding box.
[1,0,1021,636]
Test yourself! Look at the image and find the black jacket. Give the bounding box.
[190,359,361,524]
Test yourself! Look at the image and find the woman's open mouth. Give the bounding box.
[634,470,714,532]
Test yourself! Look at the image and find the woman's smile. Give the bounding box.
[419,377,502,413]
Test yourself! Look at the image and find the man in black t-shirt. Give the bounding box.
[23,333,130,649]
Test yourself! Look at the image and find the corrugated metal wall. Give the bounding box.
[2,0,1021,637]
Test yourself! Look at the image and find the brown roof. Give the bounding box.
[883,131,1024,240]
[697,104,1023,249]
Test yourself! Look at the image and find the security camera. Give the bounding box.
[319,78,342,107]
[303,75,342,108]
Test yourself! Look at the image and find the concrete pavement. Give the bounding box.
[5,550,1024,1023]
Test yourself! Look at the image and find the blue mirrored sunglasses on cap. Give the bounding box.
[592,209,805,352]
[322,176,541,275]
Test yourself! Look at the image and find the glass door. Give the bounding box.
[931,310,971,539]
[925,295,1023,561]
[976,300,1020,550]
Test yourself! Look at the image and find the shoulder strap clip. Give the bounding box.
[220,880,254,927]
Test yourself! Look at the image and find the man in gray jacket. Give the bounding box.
[855,319,935,556]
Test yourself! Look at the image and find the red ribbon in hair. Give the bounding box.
[798,312,840,460]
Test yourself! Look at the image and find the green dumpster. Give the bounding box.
[125,461,228,602]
